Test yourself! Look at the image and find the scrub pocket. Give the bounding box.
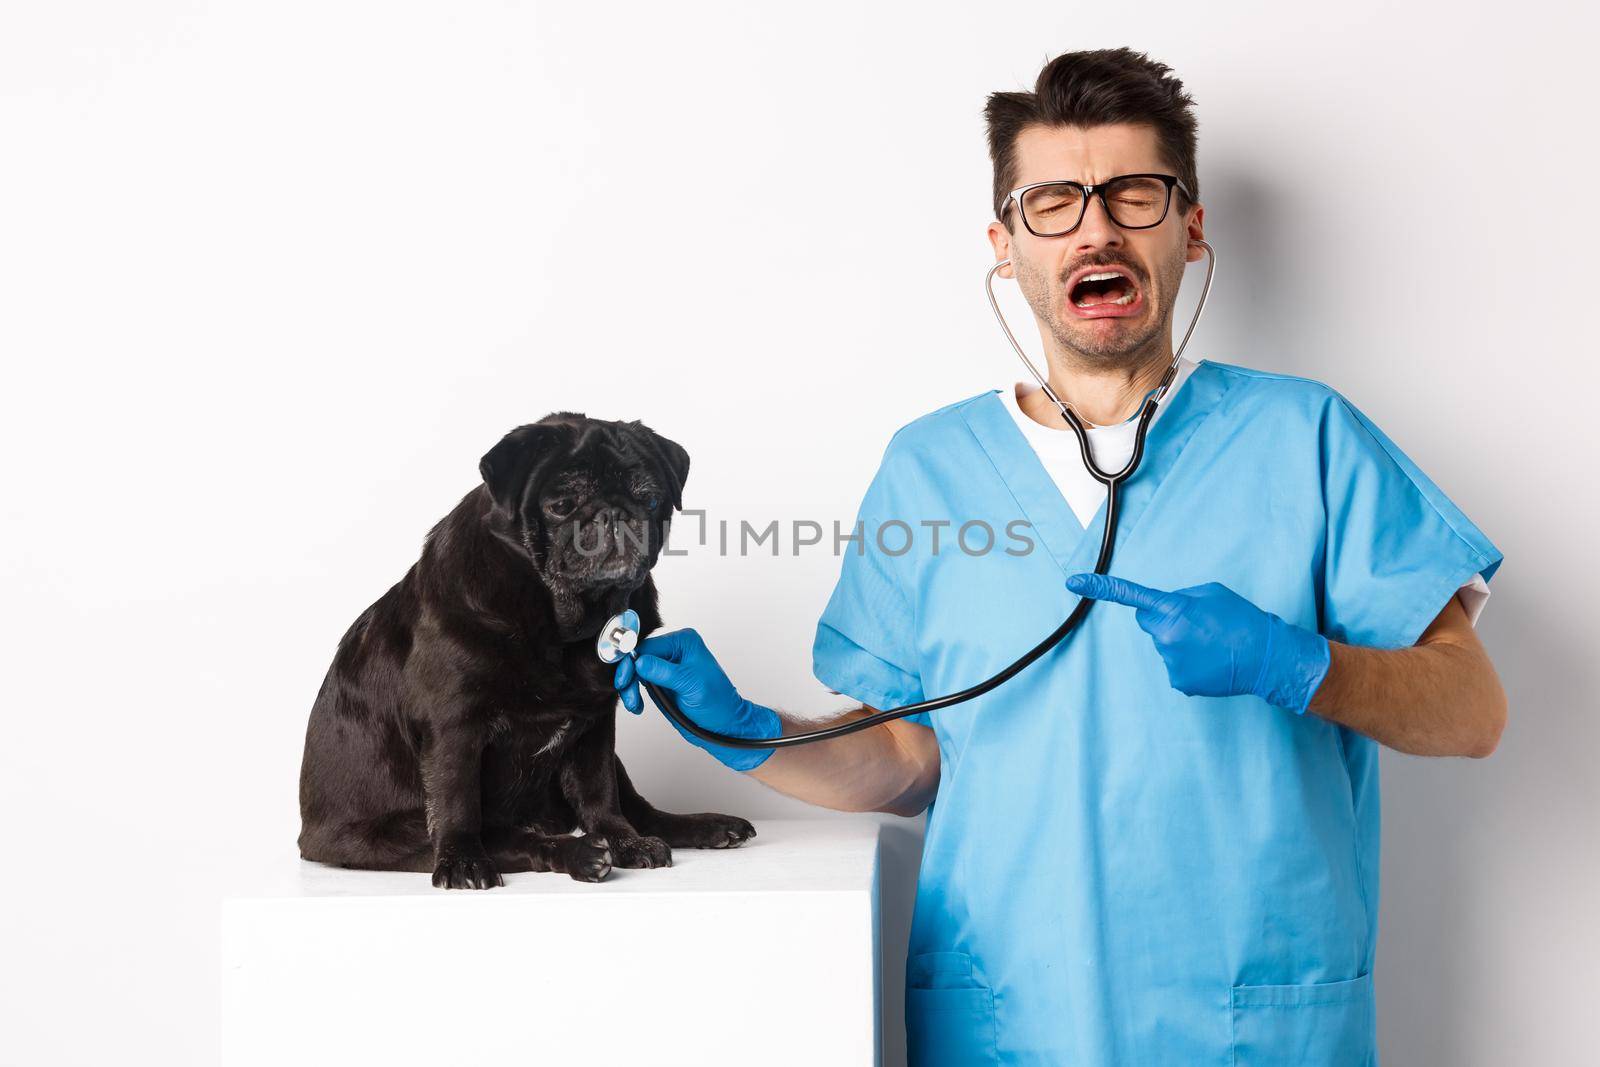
[905,951,998,1065]
[1231,971,1376,1067]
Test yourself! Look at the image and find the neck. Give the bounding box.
[1031,347,1172,427]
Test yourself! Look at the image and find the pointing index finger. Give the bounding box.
[1065,572,1170,612]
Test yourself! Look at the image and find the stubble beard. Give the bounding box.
[1014,245,1186,375]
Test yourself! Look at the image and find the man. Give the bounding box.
[614,48,1505,1065]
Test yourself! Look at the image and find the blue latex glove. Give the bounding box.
[612,628,780,772]
[1065,573,1331,714]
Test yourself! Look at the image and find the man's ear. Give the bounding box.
[633,422,689,511]
[985,219,1015,280]
[479,424,563,517]
[1185,203,1206,263]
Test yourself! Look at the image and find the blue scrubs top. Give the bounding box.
[811,360,1502,1066]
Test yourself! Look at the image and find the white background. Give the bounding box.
[2,3,1596,1064]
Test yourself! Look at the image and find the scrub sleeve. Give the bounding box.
[1317,390,1504,648]
[812,438,932,727]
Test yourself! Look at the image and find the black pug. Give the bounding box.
[298,413,756,889]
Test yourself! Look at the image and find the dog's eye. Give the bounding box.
[646,496,660,511]
[545,497,577,519]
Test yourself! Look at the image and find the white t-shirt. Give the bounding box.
[996,358,1491,627]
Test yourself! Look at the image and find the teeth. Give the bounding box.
[1081,271,1125,282]
[1074,286,1139,308]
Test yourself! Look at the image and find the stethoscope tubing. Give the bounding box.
[637,242,1215,750]
[636,456,1130,749]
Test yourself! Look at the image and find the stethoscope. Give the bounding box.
[599,240,1216,750]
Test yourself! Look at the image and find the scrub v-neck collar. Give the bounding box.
[958,359,1231,580]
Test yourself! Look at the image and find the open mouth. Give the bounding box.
[1066,266,1143,319]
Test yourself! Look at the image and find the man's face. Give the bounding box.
[987,122,1204,372]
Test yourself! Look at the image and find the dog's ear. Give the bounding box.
[633,422,689,511]
[479,423,565,517]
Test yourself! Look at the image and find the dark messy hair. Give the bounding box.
[985,47,1198,230]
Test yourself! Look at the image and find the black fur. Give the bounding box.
[298,413,755,888]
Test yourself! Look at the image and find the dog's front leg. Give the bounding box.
[559,715,672,869]
[422,719,503,889]
[614,755,756,850]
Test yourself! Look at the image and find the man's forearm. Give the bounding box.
[746,706,937,817]
[1306,598,1506,757]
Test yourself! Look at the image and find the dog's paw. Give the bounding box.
[432,849,504,890]
[559,836,613,883]
[609,833,673,869]
[655,812,757,850]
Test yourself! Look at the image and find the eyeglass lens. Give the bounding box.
[1021,177,1172,236]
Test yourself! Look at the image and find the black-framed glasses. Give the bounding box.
[1001,173,1193,237]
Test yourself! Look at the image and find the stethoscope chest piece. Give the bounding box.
[596,609,641,664]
